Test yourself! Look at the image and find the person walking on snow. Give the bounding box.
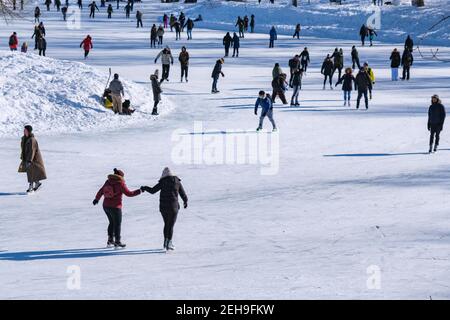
[38,36,47,56]
[404,35,414,52]
[232,32,240,57]
[107,4,113,19]
[61,6,67,21]
[335,67,356,107]
[368,27,377,46]
[124,2,131,18]
[288,54,300,87]
[428,95,446,153]
[93,168,142,248]
[9,32,18,51]
[223,32,232,57]
[255,91,277,132]
[250,14,255,33]
[108,73,125,114]
[331,48,344,82]
[45,0,51,11]
[290,68,303,107]
[184,18,194,40]
[211,58,225,94]
[355,67,372,110]
[271,73,288,105]
[163,13,168,28]
[34,6,41,23]
[88,1,99,18]
[390,48,401,81]
[359,24,368,46]
[300,47,310,73]
[321,55,334,90]
[157,25,164,47]
[136,10,143,28]
[19,125,47,193]
[351,45,360,70]
[178,46,189,82]
[140,167,188,251]
[293,23,301,39]
[236,16,244,38]
[155,47,174,83]
[269,26,277,48]
[150,70,162,115]
[80,35,93,59]
[363,62,375,99]
[77,0,82,9]
[401,48,413,81]
[150,24,157,48]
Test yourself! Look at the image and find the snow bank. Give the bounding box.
[182,0,450,46]
[0,52,173,137]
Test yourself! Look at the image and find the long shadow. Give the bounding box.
[0,192,28,196]
[180,130,270,135]
[323,150,450,157]
[0,247,166,261]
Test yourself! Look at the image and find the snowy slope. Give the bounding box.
[0,52,174,137]
[182,0,450,46]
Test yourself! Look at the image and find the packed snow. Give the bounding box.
[0,0,450,300]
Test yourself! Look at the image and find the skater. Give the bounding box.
[243,15,249,32]
[272,62,283,80]
[250,14,255,33]
[55,0,61,11]
[38,36,47,56]
[154,47,174,83]
[150,24,157,48]
[335,67,356,107]
[390,48,401,81]
[368,27,377,46]
[288,54,300,87]
[428,95,446,153]
[174,20,181,40]
[293,23,301,39]
[351,45,360,70]
[179,12,186,31]
[163,13,168,28]
[404,35,414,52]
[363,62,375,99]
[359,24,368,46]
[19,125,47,193]
[178,46,189,82]
[21,42,28,53]
[169,14,176,32]
[401,48,413,81]
[211,58,225,94]
[331,48,344,82]
[355,68,372,109]
[255,91,277,131]
[124,2,131,18]
[223,32,232,57]
[232,32,240,58]
[107,4,113,19]
[185,18,194,40]
[31,25,42,50]
[157,25,164,47]
[108,73,125,114]
[236,16,244,38]
[88,1,99,18]
[321,55,334,90]
[61,6,68,21]
[34,6,41,23]
[45,0,51,11]
[77,0,82,9]
[290,68,303,106]
[136,10,143,28]
[9,32,18,51]
[150,70,162,115]
[299,47,310,73]
[271,73,288,105]
[100,0,105,8]
[93,168,142,248]
[80,35,93,59]
[269,26,277,48]
[140,167,188,251]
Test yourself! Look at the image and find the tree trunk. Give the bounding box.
[412,0,425,6]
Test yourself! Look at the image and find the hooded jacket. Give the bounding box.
[144,175,188,212]
[95,174,141,209]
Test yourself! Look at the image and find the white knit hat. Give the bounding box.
[161,167,173,179]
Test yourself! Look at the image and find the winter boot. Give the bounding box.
[163,238,169,250]
[26,183,34,193]
[272,128,278,132]
[114,241,126,248]
[343,101,347,106]
[434,144,438,152]
[186,78,188,83]
[348,101,351,107]
[107,238,115,247]
[152,107,159,115]
[33,182,42,191]
[429,145,433,153]
[256,127,262,132]
[167,240,175,250]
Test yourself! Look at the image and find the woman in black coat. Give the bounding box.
[390,48,401,81]
[335,67,355,107]
[141,167,188,250]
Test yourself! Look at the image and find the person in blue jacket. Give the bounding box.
[269,26,277,48]
[255,90,277,132]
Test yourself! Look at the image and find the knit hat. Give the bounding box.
[219,58,224,64]
[160,167,173,179]
[24,125,33,133]
[113,168,124,177]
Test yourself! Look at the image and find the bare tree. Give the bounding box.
[0,0,21,20]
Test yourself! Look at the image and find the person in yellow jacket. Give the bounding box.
[363,62,375,100]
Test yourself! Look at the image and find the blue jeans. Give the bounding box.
[187,29,192,39]
[344,91,351,101]
[212,76,219,92]
[391,68,398,81]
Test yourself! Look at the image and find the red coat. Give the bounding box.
[80,37,93,51]
[95,174,141,209]
[9,35,18,50]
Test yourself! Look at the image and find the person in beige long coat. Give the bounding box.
[20,125,47,192]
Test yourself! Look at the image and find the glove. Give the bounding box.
[154,59,157,63]
[93,199,99,206]
[140,186,147,192]
[183,202,188,209]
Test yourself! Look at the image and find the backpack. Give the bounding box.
[9,36,15,46]
[103,183,117,199]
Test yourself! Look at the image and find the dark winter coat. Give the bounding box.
[336,73,355,91]
[20,134,47,183]
[150,26,157,39]
[269,27,277,40]
[291,71,302,87]
[37,37,47,51]
[232,34,240,48]
[331,51,343,69]
[223,33,232,47]
[211,60,223,78]
[351,47,359,60]
[144,176,188,212]
[405,36,414,51]
[150,74,162,101]
[178,51,189,66]
[321,59,334,75]
[390,51,401,68]
[185,19,194,30]
[428,102,446,130]
[359,25,368,37]
[355,71,372,91]
[288,57,300,71]
[95,174,141,209]
[401,49,414,67]
[300,50,310,64]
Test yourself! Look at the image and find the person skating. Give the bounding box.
[38,36,47,56]
[45,0,51,11]
[140,167,188,251]
[232,32,240,58]
[157,25,164,47]
[363,62,375,99]
[93,168,142,248]
[55,0,61,11]
[255,91,277,131]
[108,73,125,114]
[236,16,244,38]
[355,67,372,110]
[271,73,288,105]
[401,48,413,81]
[169,14,176,32]
[100,0,105,8]
[88,1,99,18]
[80,35,93,59]
[34,7,41,23]
[77,0,82,9]
[404,35,414,52]
[299,47,310,73]
[31,25,41,50]
[290,68,303,106]
[179,12,186,31]
[150,70,162,115]
[243,15,249,32]
[223,32,232,57]
[124,2,131,18]
[136,10,143,28]
[163,13,168,28]
[351,45,360,70]
[321,55,334,90]
[390,48,401,81]
[9,32,18,51]
[272,62,283,80]
[331,48,344,82]
[250,14,255,33]
[359,24,368,46]
[107,4,113,19]
[269,26,277,48]
[150,24,157,48]
[19,125,47,193]
[288,54,300,87]
[211,58,225,94]
[293,23,301,39]
[174,20,181,40]
[368,27,377,46]
[335,67,356,106]
[184,18,194,40]
[61,6,67,21]
[155,47,174,83]
[428,95,446,153]
[178,46,189,82]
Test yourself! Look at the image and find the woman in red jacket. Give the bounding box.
[93,168,141,248]
[9,32,18,51]
[80,35,93,59]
